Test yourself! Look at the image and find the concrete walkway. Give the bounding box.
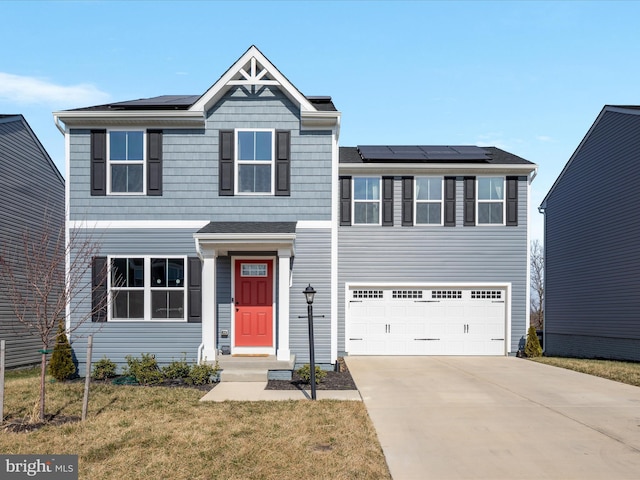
[345,356,640,480]
[200,382,362,401]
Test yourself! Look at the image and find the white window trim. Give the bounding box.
[107,255,188,322]
[106,129,147,196]
[414,176,444,226]
[352,176,382,226]
[234,128,275,195]
[476,176,506,226]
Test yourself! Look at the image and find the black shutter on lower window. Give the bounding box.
[219,130,234,196]
[92,256,107,322]
[147,130,163,196]
[506,176,518,226]
[339,176,352,226]
[275,130,291,196]
[188,257,202,323]
[90,130,106,196]
[382,176,394,226]
[444,176,456,227]
[463,176,476,226]
[401,177,413,226]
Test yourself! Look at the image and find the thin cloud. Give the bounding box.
[536,135,553,142]
[0,72,110,107]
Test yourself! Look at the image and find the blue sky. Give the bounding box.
[2,0,640,242]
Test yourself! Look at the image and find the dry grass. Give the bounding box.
[1,373,391,480]
[530,357,640,387]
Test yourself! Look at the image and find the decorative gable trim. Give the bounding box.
[191,46,316,114]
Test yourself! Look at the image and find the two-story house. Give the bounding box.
[54,46,537,375]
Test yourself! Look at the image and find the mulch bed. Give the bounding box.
[265,357,357,391]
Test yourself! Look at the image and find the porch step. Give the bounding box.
[214,354,295,382]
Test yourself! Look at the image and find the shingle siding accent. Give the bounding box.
[543,109,640,360]
[68,87,333,222]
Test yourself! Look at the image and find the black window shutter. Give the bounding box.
[339,176,352,226]
[506,176,518,226]
[275,130,291,196]
[382,176,394,226]
[92,256,107,322]
[90,130,106,196]
[188,257,202,323]
[219,130,234,196]
[444,176,456,227]
[147,130,163,196]
[463,176,476,226]
[401,176,413,226]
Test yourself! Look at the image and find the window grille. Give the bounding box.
[392,290,423,299]
[353,290,384,299]
[471,290,502,299]
[432,290,462,299]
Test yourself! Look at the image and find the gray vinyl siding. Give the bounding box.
[69,228,202,375]
[0,116,65,368]
[68,87,333,222]
[339,176,529,354]
[289,228,332,364]
[543,109,640,361]
[69,226,334,372]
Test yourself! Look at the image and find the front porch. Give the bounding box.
[214,354,296,382]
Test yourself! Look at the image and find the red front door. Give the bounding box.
[234,260,273,347]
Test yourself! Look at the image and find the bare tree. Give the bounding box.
[530,239,544,329]
[0,219,107,421]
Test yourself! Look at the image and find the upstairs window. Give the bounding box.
[353,177,381,225]
[236,130,273,194]
[415,177,443,225]
[477,177,504,225]
[108,131,145,194]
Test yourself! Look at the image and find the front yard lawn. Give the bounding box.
[530,357,640,387]
[1,371,391,480]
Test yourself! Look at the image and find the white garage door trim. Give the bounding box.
[345,282,512,356]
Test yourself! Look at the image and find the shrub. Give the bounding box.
[296,364,327,384]
[524,325,543,358]
[92,357,118,380]
[48,320,76,381]
[124,353,164,385]
[162,355,191,380]
[187,362,219,385]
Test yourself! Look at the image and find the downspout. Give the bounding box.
[194,237,205,364]
[538,203,546,354]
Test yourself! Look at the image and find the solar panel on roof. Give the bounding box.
[357,145,490,162]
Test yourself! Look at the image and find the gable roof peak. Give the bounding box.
[191,45,315,113]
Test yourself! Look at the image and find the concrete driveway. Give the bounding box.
[345,356,640,480]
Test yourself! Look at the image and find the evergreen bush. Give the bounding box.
[162,354,191,379]
[524,325,543,357]
[186,362,219,385]
[296,364,327,384]
[123,353,163,385]
[48,320,76,381]
[92,357,118,380]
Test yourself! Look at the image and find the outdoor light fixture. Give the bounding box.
[303,284,316,305]
[303,284,317,400]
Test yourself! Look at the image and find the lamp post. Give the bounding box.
[303,284,317,400]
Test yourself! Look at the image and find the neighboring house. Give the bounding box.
[54,46,537,374]
[540,105,640,362]
[0,114,65,368]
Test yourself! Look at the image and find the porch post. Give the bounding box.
[277,249,291,361]
[201,248,217,362]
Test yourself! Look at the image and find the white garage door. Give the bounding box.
[347,287,506,355]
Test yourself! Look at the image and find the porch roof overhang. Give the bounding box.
[193,221,297,257]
